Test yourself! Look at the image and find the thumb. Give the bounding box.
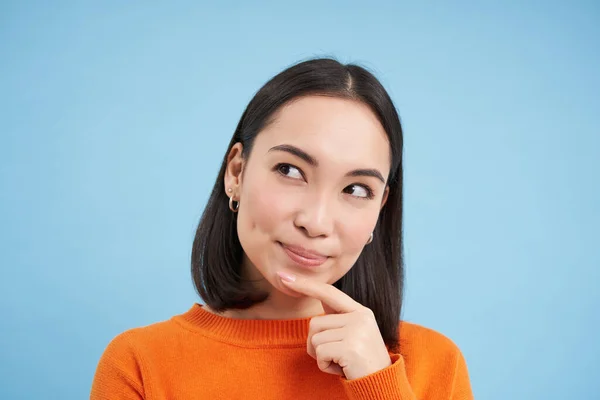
[317,359,345,377]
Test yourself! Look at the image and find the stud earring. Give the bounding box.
[366,232,373,245]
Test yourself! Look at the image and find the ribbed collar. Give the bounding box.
[172,303,324,348]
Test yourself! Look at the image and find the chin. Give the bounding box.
[272,277,302,297]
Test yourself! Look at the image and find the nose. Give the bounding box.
[293,192,334,238]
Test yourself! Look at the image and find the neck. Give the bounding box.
[205,255,325,320]
[205,273,325,320]
[224,291,325,320]
[205,289,324,320]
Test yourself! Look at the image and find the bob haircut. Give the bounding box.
[191,57,404,352]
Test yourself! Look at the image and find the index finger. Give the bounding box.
[277,271,361,314]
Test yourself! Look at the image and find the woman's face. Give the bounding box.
[225,95,391,297]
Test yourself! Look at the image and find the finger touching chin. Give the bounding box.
[275,278,304,297]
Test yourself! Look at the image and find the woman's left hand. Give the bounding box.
[277,271,393,380]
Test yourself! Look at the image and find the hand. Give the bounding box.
[277,271,392,380]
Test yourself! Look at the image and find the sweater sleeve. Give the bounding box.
[341,350,474,400]
[90,332,146,400]
[341,354,417,400]
[449,350,474,400]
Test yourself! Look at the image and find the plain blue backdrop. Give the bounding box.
[1,1,598,399]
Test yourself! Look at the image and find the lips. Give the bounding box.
[278,242,329,268]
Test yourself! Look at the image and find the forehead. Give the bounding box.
[255,96,391,175]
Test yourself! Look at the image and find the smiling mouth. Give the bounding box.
[277,241,329,269]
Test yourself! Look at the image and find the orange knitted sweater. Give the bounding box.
[91,304,473,399]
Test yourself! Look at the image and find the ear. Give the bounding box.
[380,186,389,211]
[224,142,244,195]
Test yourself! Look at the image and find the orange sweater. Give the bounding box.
[91,304,473,399]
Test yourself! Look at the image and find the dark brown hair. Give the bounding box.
[191,57,404,351]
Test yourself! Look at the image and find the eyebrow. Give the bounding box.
[268,144,386,184]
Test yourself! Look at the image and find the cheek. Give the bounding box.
[239,182,289,237]
[331,213,378,277]
[236,175,296,277]
[342,215,376,252]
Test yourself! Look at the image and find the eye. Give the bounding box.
[275,163,304,180]
[343,184,374,200]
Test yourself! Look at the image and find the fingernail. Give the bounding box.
[277,271,296,282]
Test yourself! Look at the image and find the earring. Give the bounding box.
[366,232,373,244]
[229,196,239,212]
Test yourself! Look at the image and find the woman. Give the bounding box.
[91,58,474,399]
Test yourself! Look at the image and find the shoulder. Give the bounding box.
[92,319,181,398]
[392,321,473,398]
[100,318,179,358]
[94,318,183,379]
[397,320,467,368]
[399,320,461,350]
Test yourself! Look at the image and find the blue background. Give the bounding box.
[1,1,598,398]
